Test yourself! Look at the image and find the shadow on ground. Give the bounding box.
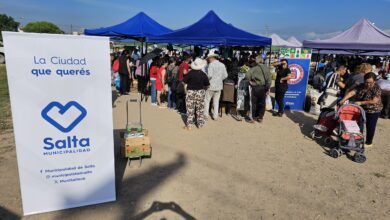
[52,127,191,220]
[131,201,196,220]
[285,110,316,138]
[3,104,194,219]
[285,110,336,155]
[0,206,20,220]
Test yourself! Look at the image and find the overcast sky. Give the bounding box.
[1,0,390,41]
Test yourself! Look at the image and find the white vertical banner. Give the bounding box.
[2,32,116,215]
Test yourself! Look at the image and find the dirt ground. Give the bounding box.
[1,90,390,220]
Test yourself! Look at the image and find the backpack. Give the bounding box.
[112,59,119,72]
[165,66,175,85]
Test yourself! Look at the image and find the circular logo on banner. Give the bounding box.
[288,64,304,85]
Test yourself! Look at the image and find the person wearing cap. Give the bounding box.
[245,56,272,123]
[204,50,228,120]
[183,58,210,130]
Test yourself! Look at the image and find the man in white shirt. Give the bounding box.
[204,50,228,120]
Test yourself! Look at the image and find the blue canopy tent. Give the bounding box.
[148,11,271,46]
[110,37,135,43]
[85,12,172,97]
[84,12,172,41]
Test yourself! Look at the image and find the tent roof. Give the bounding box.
[287,36,302,47]
[84,12,172,40]
[303,18,390,51]
[269,34,296,47]
[148,11,271,46]
[312,49,390,56]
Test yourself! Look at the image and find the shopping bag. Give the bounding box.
[265,95,272,110]
[309,89,321,115]
[318,73,339,109]
[115,74,120,91]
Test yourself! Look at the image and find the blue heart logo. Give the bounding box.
[41,101,87,133]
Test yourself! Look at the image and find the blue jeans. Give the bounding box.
[168,87,176,108]
[150,80,157,104]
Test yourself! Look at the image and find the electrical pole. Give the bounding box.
[265,25,270,36]
[18,17,25,30]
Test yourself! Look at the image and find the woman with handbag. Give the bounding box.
[244,56,272,123]
[318,65,347,108]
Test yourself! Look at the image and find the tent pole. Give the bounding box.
[140,40,144,100]
[315,49,320,72]
[141,40,144,69]
[268,46,271,66]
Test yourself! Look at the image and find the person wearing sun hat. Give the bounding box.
[204,49,228,120]
[182,58,210,130]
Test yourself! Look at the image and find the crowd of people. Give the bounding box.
[111,46,389,146]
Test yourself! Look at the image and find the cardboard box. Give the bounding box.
[122,144,152,158]
[121,129,151,158]
[123,136,150,146]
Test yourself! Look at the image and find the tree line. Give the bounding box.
[0,14,64,41]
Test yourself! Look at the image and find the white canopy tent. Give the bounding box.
[269,33,297,48]
[287,36,303,47]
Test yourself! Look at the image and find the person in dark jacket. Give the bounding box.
[118,50,134,95]
[166,57,179,109]
[273,59,292,117]
[244,56,272,123]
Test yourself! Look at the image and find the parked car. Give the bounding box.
[0,41,4,64]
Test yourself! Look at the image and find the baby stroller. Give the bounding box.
[311,104,367,163]
[329,104,366,163]
[310,107,338,144]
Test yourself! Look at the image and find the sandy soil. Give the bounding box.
[1,91,390,220]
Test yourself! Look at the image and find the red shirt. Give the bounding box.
[179,62,189,81]
[155,66,165,91]
[149,66,158,79]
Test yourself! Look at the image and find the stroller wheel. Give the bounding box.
[354,153,366,163]
[324,137,332,145]
[310,131,316,139]
[329,148,340,158]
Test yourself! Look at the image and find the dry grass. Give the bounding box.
[0,64,12,131]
